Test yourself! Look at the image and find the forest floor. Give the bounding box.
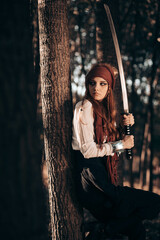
[85,215,160,240]
[144,217,160,240]
[84,199,160,240]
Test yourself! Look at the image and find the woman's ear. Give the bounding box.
[112,66,118,79]
[105,84,110,98]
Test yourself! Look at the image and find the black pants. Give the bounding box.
[74,151,160,240]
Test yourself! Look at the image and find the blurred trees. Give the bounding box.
[0,0,48,239]
[69,0,160,191]
[119,0,160,191]
[69,0,97,104]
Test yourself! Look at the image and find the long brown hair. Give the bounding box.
[83,63,119,185]
[84,63,119,144]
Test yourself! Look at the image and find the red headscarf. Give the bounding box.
[86,65,115,89]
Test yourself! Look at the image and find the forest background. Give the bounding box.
[0,0,160,239]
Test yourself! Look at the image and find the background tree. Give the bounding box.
[38,0,83,239]
[119,0,160,191]
[148,0,160,191]
[0,0,48,239]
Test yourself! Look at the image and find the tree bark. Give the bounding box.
[38,0,83,239]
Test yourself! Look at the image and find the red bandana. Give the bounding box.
[86,66,115,89]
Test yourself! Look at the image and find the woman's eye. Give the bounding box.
[89,81,95,86]
[100,82,107,86]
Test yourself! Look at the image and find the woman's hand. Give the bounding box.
[122,135,134,149]
[121,113,135,127]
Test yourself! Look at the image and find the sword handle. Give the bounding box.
[124,124,133,160]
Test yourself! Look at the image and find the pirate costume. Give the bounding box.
[72,65,160,239]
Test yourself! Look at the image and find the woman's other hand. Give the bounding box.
[122,135,134,149]
[121,113,135,127]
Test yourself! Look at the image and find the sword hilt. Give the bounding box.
[121,112,133,160]
[124,124,133,160]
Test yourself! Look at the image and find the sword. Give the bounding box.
[104,4,132,160]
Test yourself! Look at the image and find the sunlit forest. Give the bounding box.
[69,0,160,193]
[0,0,160,239]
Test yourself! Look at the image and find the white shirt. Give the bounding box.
[72,99,114,158]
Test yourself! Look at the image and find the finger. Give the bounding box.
[122,114,128,119]
[123,120,130,126]
[126,115,132,121]
[124,116,134,125]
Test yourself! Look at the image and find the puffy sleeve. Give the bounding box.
[72,100,114,158]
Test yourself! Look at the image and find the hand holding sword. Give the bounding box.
[121,114,135,150]
[104,4,134,160]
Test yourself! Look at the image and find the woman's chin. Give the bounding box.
[93,96,103,101]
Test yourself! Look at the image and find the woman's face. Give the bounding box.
[88,77,109,101]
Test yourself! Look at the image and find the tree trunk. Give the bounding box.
[128,1,140,188]
[149,1,160,191]
[140,115,150,189]
[38,0,83,239]
[0,1,48,239]
[96,0,119,66]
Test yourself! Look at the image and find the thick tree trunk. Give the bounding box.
[38,0,83,239]
[0,1,48,239]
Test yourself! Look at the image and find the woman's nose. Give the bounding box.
[94,84,99,91]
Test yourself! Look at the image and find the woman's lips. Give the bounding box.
[93,92,100,96]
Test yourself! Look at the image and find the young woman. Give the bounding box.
[72,63,160,240]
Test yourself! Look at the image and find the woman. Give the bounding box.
[72,63,160,240]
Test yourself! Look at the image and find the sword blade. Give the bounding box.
[104,4,129,113]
